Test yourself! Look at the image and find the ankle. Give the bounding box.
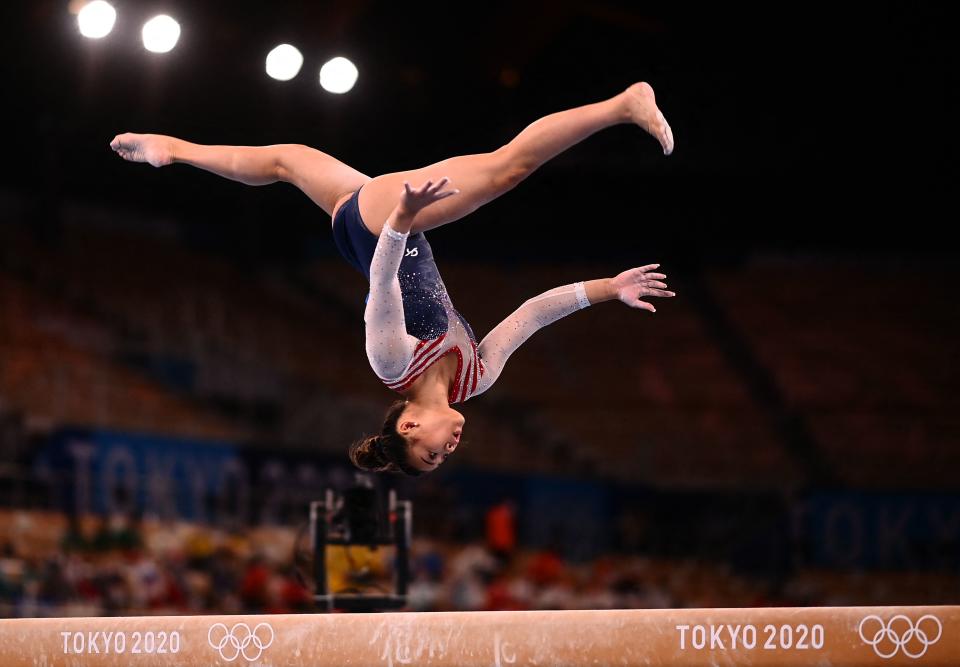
[609,93,633,124]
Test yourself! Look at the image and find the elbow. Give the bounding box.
[367,350,407,381]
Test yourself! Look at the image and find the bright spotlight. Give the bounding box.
[319,57,358,94]
[77,1,116,39]
[142,15,181,53]
[265,44,303,81]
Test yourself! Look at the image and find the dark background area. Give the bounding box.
[8,2,954,264]
[0,1,957,617]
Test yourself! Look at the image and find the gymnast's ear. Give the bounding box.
[398,420,419,435]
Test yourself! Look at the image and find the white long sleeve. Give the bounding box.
[364,224,421,381]
[474,282,591,396]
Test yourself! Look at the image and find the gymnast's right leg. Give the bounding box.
[110,135,370,217]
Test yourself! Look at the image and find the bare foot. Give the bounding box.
[623,82,674,155]
[109,133,174,167]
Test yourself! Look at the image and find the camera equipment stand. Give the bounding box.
[310,483,412,612]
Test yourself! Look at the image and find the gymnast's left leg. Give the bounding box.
[356,82,674,237]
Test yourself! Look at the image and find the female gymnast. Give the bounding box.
[110,82,676,476]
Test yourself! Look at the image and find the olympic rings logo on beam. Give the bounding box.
[857,614,942,659]
[207,622,275,662]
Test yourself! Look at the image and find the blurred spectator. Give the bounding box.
[408,541,446,611]
[0,509,958,617]
[92,513,143,553]
[485,499,517,563]
[60,515,90,553]
[240,555,271,612]
[527,547,564,587]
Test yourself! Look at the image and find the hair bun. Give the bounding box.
[348,435,390,471]
[347,399,422,476]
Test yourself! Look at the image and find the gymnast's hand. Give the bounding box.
[397,178,460,219]
[109,133,175,167]
[611,264,674,313]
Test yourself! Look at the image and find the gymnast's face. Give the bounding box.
[397,404,464,473]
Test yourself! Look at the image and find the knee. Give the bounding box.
[274,144,306,183]
[491,147,534,191]
[499,164,532,191]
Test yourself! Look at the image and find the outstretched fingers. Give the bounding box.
[614,262,677,312]
[400,177,460,216]
[628,274,675,296]
[423,177,459,199]
[427,177,448,194]
[632,300,657,313]
[640,276,675,298]
[404,178,458,196]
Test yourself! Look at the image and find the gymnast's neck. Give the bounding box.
[402,353,458,406]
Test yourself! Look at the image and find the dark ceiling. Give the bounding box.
[6,2,954,264]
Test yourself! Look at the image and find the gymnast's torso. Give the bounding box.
[331,188,486,403]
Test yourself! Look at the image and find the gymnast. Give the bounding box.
[110,82,676,476]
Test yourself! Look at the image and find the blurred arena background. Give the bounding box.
[0,2,956,617]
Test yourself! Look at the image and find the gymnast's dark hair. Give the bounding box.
[348,399,424,476]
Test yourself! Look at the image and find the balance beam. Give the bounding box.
[0,606,955,666]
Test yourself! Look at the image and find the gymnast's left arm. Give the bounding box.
[474,264,674,395]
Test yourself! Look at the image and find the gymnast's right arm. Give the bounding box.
[364,212,420,381]
[364,178,460,380]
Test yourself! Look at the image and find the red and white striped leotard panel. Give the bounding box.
[379,311,486,404]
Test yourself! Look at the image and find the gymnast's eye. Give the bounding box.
[428,452,438,460]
